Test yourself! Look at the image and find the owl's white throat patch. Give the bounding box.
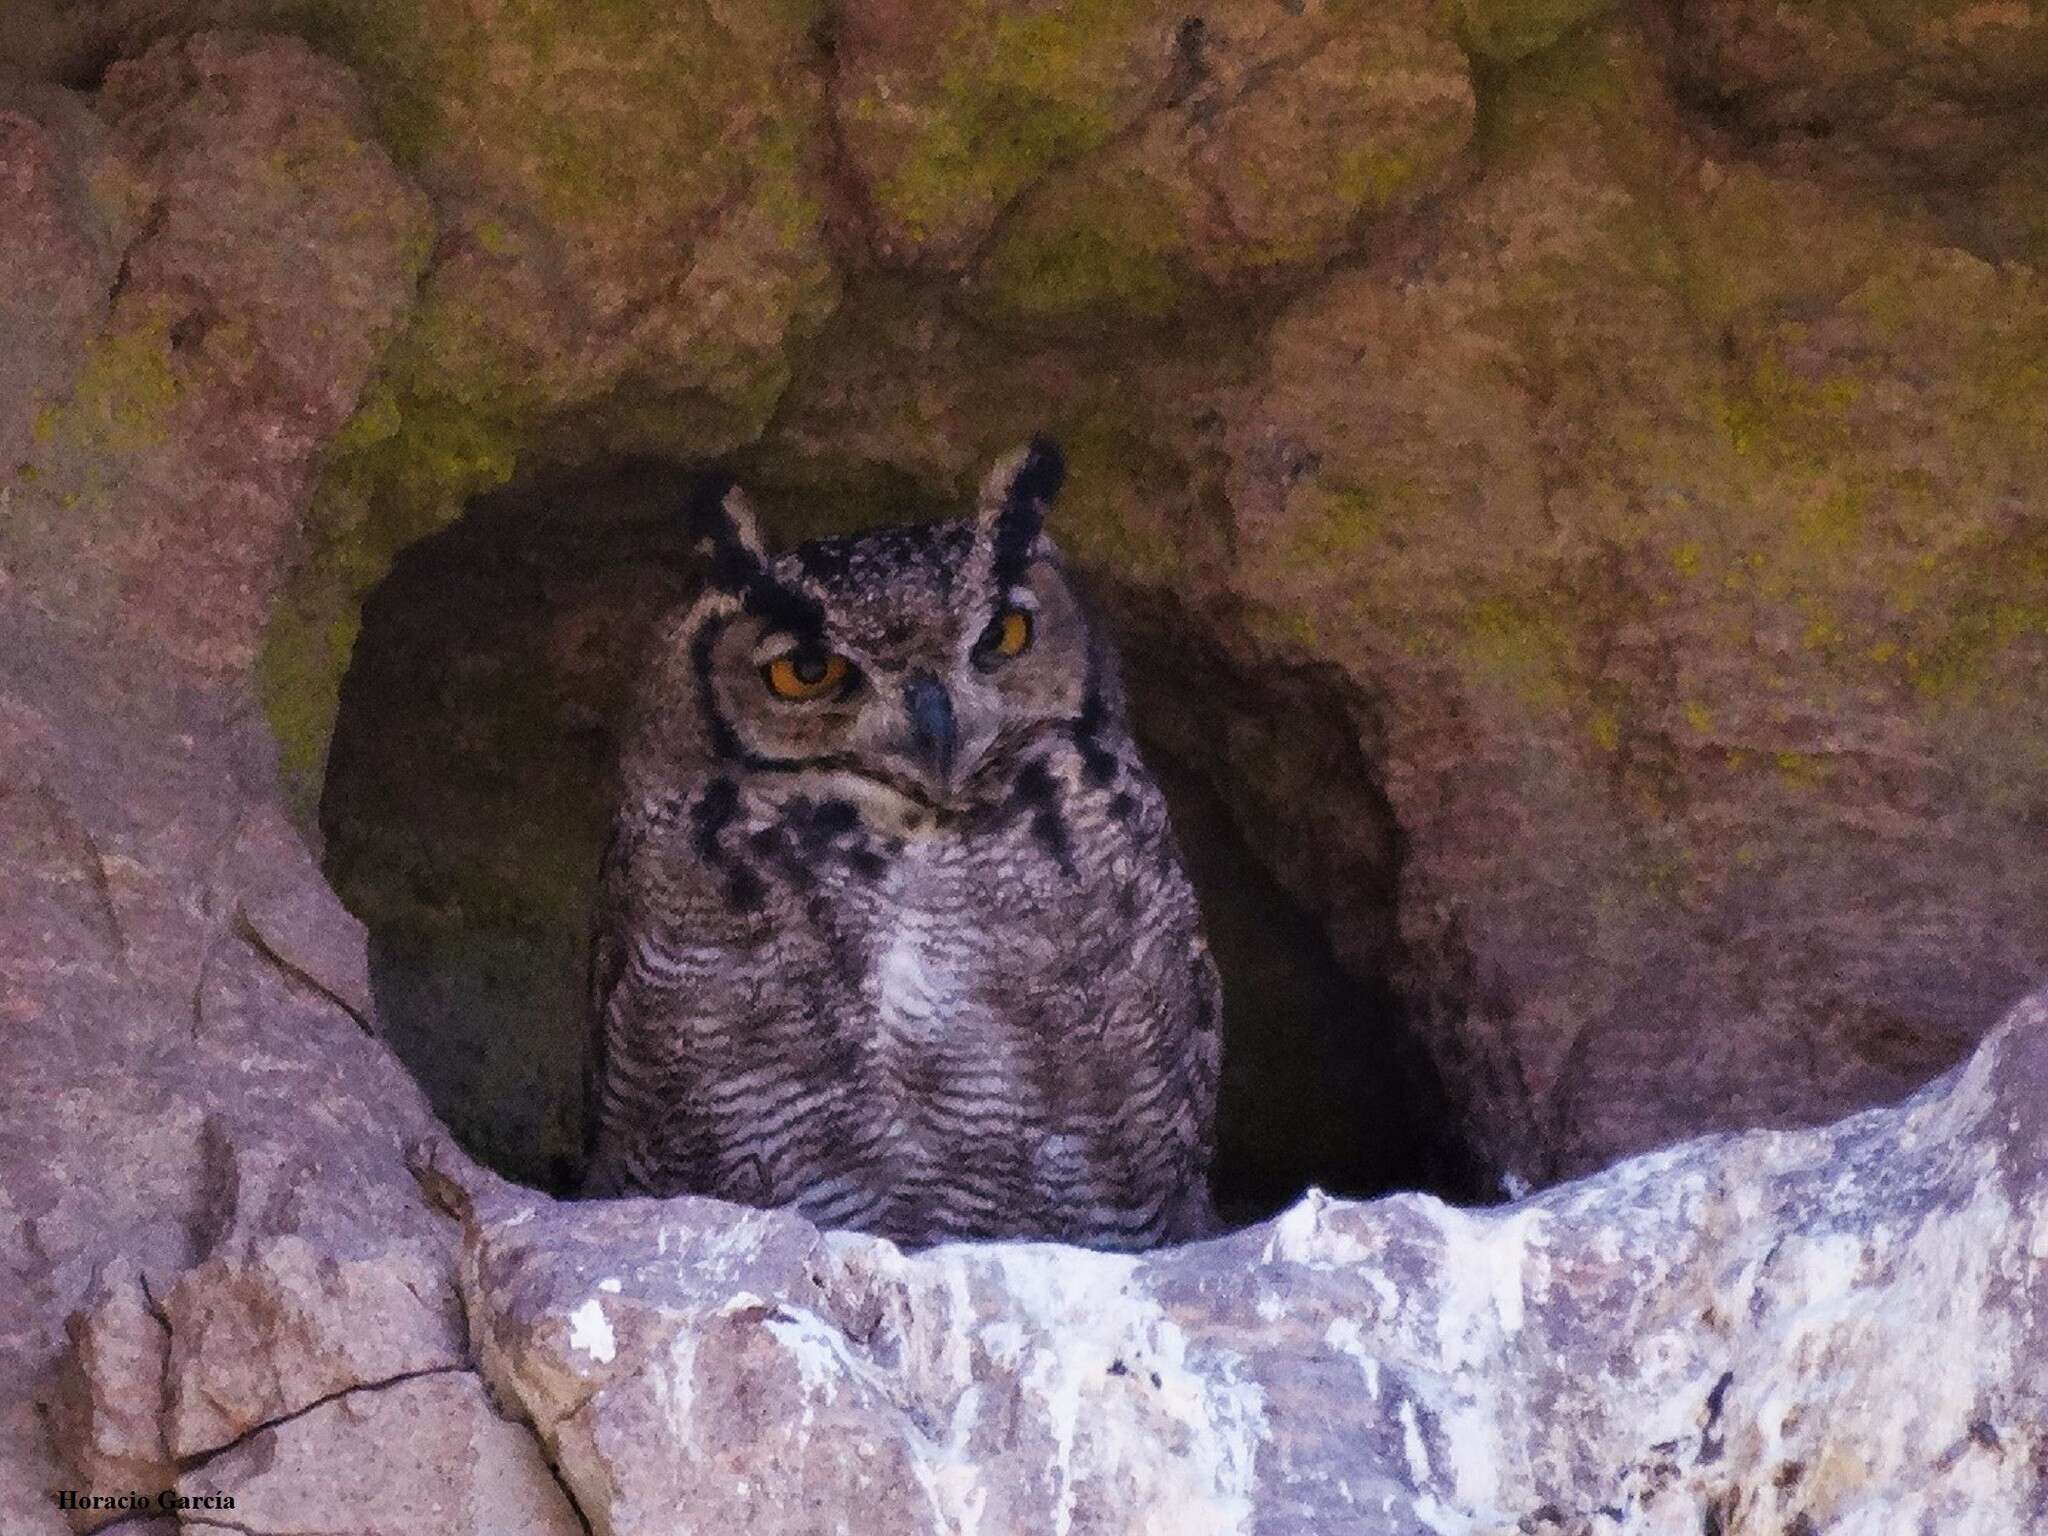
[873,913,956,1044]
[869,846,978,1048]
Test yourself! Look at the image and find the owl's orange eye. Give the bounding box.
[974,607,1033,669]
[763,650,852,701]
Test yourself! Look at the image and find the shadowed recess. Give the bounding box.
[321,457,1488,1215]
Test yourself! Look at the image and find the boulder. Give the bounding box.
[1205,27,2048,1179]
[449,988,2048,1534]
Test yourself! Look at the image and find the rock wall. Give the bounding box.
[11,0,2043,1184]
[3,2,2046,1530]
[0,33,456,1532]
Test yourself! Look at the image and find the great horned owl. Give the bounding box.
[582,439,1221,1249]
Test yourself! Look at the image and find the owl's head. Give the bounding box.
[654,438,1117,817]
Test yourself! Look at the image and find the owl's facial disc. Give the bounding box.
[697,570,1087,816]
[685,435,1095,818]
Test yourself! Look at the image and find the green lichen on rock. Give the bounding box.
[1230,8,2047,896]
[966,0,1475,332]
[1665,0,2048,177]
[1668,166,2048,708]
[1445,0,1617,64]
[1458,590,1576,711]
[968,166,1194,333]
[1041,387,1219,589]
[30,304,183,454]
[246,0,841,810]
[258,281,548,810]
[837,0,1175,267]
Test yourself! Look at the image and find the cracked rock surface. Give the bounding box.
[177,1371,584,1536]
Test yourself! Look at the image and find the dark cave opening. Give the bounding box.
[320,457,1490,1223]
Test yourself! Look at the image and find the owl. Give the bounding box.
[581,439,1221,1250]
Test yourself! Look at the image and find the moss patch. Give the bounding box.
[970,166,1193,332]
[246,0,838,812]
[846,0,1171,262]
[968,2,1474,330]
[1446,0,1617,63]
[257,292,545,812]
[1459,590,1576,710]
[31,305,183,454]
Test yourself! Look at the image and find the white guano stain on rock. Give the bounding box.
[908,1241,1268,1536]
[1398,1399,1432,1486]
[567,1298,616,1364]
[762,1304,863,1408]
[1322,1317,1380,1398]
[656,1329,699,1443]
[1260,1185,1378,1269]
[1429,1201,1546,1367]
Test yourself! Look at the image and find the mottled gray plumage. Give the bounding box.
[582,440,1221,1249]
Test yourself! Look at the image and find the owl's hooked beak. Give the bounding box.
[901,672,958,791]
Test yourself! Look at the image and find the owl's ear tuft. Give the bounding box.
[978,435,1065,588]
[687,473,769,592]
[685,472,828,641]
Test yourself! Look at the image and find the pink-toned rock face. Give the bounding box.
[3,6,2046,1533]
[0,33,450,1536]
[176,1372,585,1536]
[1205,29,2048,1181]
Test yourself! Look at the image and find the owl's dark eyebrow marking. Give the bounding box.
[1070,679,1119,787]
[1012,760,1078,878]
[739,574,826,645]
[690,777,769,912]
